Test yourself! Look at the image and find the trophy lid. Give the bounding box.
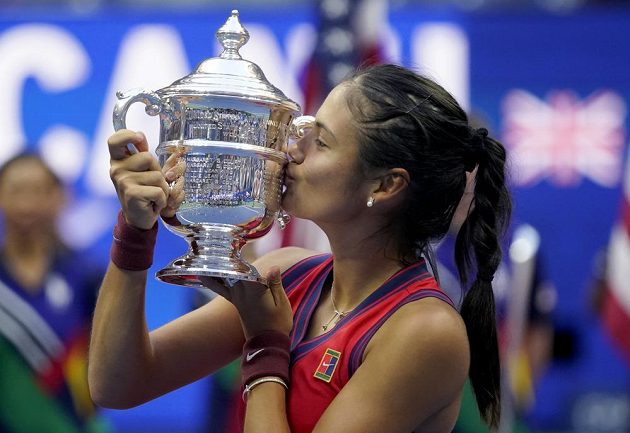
[159,10,300,113]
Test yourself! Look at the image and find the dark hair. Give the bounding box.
[0,151,62,187]
[343,64,511,428]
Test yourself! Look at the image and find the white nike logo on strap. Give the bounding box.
[246,348,265,362]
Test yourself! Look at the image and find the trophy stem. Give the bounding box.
[156,224,262,289]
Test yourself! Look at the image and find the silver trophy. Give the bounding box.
[112,10,313,288]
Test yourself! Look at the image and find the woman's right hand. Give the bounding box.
[108,129,170,230]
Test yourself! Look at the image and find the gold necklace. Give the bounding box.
[322,282,354,331]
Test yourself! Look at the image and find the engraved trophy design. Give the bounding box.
[112,10,314,288]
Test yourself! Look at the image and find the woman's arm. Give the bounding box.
[215,247,319,433]
[88,130,247,407]
[89,262,246,408]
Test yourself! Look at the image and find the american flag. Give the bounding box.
[300,0,387,115]
[601,154,630,364]
[502,89,626,188]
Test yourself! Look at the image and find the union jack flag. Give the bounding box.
[502,89,626,188]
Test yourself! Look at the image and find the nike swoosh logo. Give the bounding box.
[246,348,265,362]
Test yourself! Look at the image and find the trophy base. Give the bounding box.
[155,223,265,290]
[156,255,263,289]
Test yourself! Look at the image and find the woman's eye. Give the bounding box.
[315,139,327,148]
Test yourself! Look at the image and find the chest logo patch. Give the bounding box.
[314,348,341,382]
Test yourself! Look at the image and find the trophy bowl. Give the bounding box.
[112,10,314,288]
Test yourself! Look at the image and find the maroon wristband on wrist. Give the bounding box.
[241,330,291,386]
[110,210,158,271]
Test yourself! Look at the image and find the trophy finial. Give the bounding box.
[216,9,250,60]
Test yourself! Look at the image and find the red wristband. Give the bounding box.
[110,210,158,271]
[241,330,291,386]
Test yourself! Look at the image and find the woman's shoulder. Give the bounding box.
[367,296,469,372]
[356,297,469,426]
[253,247,327,276]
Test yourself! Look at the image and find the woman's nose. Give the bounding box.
[287,138,305,164]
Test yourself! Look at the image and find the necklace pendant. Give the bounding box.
[322,311,341,332]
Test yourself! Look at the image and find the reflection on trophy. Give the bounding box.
[112,10,314,288]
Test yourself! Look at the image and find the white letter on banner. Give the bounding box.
[86,25,190,196]
[412,23,469,111]
[0,24,90,163]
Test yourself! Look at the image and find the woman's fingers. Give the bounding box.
[160,149,186,218]
[108,129,149,160]
[162,174,185,218]
[113,165,170,202]
[265,267,284,307]
[199,277,233,302]
[162,150,185,177]
[108,129,170,229]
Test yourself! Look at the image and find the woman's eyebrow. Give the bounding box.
[315,120,337,143]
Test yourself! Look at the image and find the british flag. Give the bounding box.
[502,89,626,188]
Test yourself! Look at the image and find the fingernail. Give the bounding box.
[165,171,176,181]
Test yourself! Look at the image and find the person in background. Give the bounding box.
[89,64,511,433]
[0,152,112,433]
[436,166,556,433]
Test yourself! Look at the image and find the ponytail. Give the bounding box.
[455,132,511,428]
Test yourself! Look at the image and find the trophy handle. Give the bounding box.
[113,88,165,131]
[275,115,315,231]
[290,115,315,139]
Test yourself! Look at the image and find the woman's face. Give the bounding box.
[282,84,373,225]
[0,158,64,233]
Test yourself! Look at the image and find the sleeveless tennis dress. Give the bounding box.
[280,254,454,432]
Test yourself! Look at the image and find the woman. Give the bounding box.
[0,153,111,433]
[89,64,511,433]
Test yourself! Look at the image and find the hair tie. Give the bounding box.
[464,127,489,172]
[477,271,494,283]
[474,127,488,152]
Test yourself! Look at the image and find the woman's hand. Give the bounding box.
[108,129,170,230]
[201,267,293,339]
[160,149,186,219]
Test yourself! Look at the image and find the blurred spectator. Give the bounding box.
[0,153,112,433]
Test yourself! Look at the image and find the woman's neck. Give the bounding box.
[324,223,406,311]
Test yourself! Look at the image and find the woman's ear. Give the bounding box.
[372,168,410,205]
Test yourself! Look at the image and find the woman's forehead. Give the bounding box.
[317,85,354,135]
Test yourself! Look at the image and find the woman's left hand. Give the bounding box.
[200,267,293,339]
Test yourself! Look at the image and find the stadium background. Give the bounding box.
[0,1,629,432]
